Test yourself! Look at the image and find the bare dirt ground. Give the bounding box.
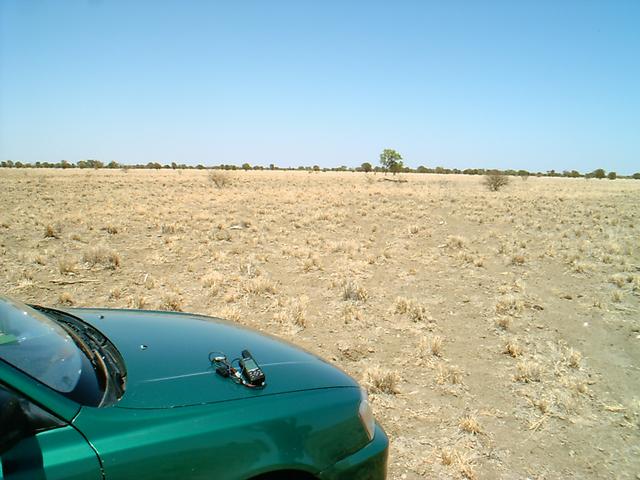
[1,169,639,479]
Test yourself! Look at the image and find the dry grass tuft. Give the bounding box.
[495,316,512,330]
[436,364,463,385]
[274,297,308,329]
[608,274,626,288]
[495,295,524,316]
[567,348,582,369]
[219,306,242,322]
[202,271,225,295]
[209,171,230,188]
[459,415,482,434]
[510,254,526,265]
[446,235,466,249]
[394,296,429,322]
[58,257,77,275]
[363,366,400,394]
[441,448,477,479]
[514,361,543,383]
[161,224,177,234]
[242,276,277,296]
[302,254,321,272]
[504,339,523,357]
[429,335,444,357]
[342,280,368,302]
[82,246,121,269]
[159,293,183,311]
[441,448,455,466]
[108,287,122,300]
[408,224,420,235]
[128,295,147,309]
[44,224,61,238]
[341,303,363,324]
[58,292,74,306]
[611,290,623,303]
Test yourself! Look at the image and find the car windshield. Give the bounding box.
[0,295,82,393]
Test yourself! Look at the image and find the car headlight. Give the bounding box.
[358,388,376,441]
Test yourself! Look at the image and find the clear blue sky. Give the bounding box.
[1,0,638,173]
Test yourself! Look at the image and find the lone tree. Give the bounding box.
[607,171,617,180]
[360,162,372,173]
[379,149,403,175]
[484,171,510,191]
[592,168,606,179]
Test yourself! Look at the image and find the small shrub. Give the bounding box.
[484,173,510,191]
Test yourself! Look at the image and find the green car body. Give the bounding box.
[0,297,388,479]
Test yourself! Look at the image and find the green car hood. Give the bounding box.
[63,308,358,409]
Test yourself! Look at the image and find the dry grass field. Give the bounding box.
[1,169,639,479]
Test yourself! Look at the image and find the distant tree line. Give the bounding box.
[1,159,638,180]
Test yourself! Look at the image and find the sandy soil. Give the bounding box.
[1,169,639,479]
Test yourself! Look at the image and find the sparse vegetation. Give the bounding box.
[2,169,638,479]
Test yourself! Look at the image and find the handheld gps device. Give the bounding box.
[239,350,265,386]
